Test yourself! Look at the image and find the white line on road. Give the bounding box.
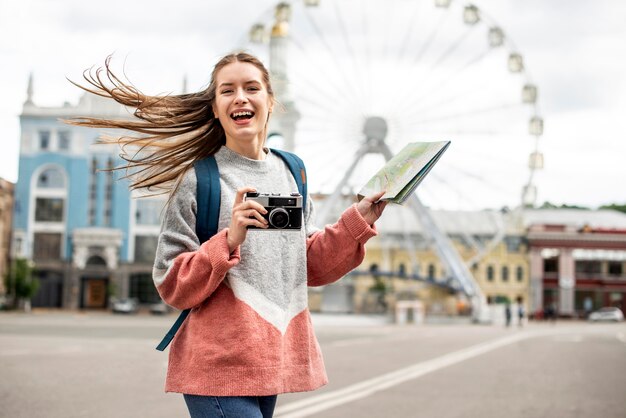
[275,330,551,418]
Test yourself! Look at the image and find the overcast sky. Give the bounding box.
[1,0,624,210]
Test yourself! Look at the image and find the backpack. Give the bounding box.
[156,149,307,351]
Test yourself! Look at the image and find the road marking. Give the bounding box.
[617,332,626,343]
[275,330,548,418]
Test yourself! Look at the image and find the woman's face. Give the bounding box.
[212,61,273,148]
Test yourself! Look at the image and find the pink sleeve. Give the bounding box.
[306,204,377,287]
[156,229,240,310]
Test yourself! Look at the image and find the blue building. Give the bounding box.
[13,76,165,309]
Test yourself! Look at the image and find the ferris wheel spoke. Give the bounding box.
[390,8,451,109]
[404,47,499,116]
[395,0,423,65]
[402,102,525,127]
[301,7,365,106]
[295,109,362,132]
[330,0,368,106]
[431,26,478,73]
[408,8,451,70]
[411,48,493,112]
[290,87,347,116]
[288,37,359,109]
[400,128,523,137]
[296,131,362,148]
[393,27,480,112]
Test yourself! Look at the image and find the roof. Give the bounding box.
[375,204,507,235]
[522,208,626,230]
[316,196,626,236]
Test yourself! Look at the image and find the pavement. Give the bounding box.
[1,310,625,418]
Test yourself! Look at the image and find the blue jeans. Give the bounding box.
[183,394,277,418]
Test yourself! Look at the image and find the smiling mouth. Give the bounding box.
[231,111,255,121]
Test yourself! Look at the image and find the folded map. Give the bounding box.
[358,141,451,204]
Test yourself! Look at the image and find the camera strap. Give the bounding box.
[156,149,307,351]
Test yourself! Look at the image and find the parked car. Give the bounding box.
[149,302,174,315]
[588,307,624,322]
[112,298,139,314]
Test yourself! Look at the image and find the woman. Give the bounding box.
[70,52,387,418]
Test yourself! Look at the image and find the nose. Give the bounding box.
[234,87,248,104]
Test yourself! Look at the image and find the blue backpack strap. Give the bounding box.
[155,309,191,351]
[194,156,221,243]
[271,148,307,210]
[156,156,221,352]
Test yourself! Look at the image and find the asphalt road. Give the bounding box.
[1,311,625,418]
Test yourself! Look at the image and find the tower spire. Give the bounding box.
[24,73,34,105]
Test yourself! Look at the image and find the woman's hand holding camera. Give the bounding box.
[227,187,269,252]
[356,190,388,226]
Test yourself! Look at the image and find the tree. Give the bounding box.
[539,201,590,210]
[599,203,626,214]
[3,258,39,312]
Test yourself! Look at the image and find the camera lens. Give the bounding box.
[269,208,290,229]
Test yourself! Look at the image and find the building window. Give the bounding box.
[135,199,163,226]
[427,264,436,280]
[89,158,97,226]
[575,260,601,278]
[502,266,509,282]
[58,131,71,150]
[39,131,50,150]
[543,257,558,273]
[486,265,494,282]
[608,262,623,277]
[134,235,158,264]
[505,236,523,253]
[516,266,524,282]
[33,232,62,260]
[398,263,406,278]
[37,168,65,188]
[104,157,114,227]
[35,198,64,222]
[85,255,107,267]
[129,273,161,304]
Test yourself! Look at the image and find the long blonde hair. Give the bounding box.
[66,52,275,194]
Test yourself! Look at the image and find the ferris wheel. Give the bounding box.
[238,0,544,316]
[240,0,544,213]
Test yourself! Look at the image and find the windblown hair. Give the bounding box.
[66,52,274,195]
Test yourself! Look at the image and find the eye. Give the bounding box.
[220,89,233,94]
[247,86,260,92]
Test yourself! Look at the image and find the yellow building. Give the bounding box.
[310,203,530,316]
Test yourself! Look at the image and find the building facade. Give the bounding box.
[526,209,626,317]
[310,202,531,316]
[0,178,15,296]
[313,205,626,318]
[13,81,164,309]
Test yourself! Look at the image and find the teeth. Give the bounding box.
[232,111,253,118]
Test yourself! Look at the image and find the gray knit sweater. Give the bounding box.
[154,146,318,332]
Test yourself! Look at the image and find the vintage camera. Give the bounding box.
[245,192,303,230]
